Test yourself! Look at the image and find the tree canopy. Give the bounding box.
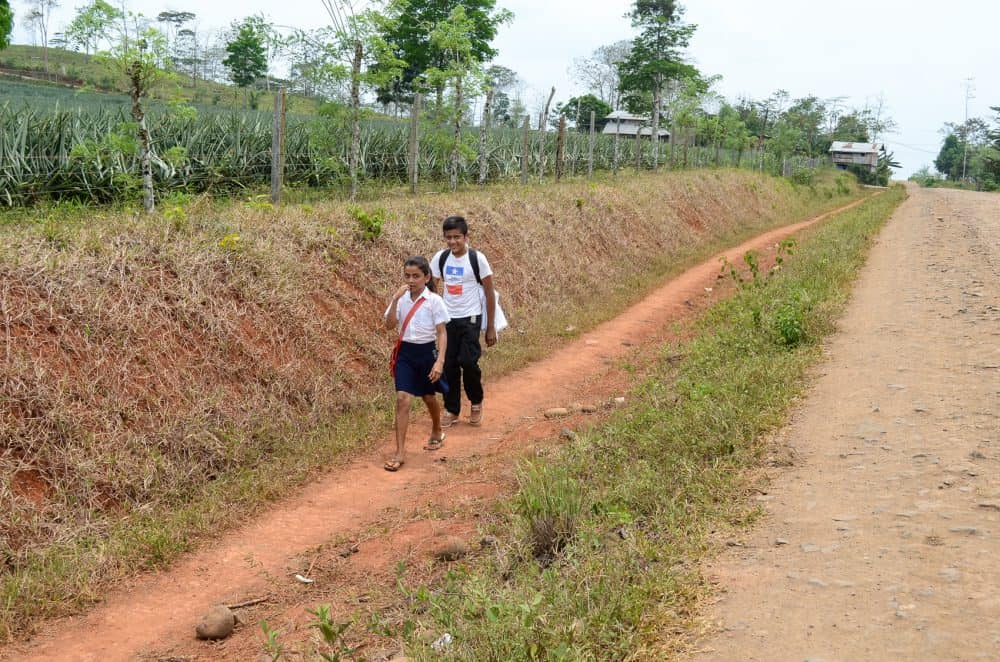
[617,0,696,115]
[64,0,121,55]
[552,95,613,132]
[374,0,511,104]
[570,40,631,109]
[0,0,13,51]
[223,17,268,89]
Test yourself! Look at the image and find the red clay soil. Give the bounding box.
[1,196,874,661]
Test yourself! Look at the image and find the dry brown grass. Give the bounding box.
[0,168,860,638]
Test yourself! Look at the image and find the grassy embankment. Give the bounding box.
[0,169,863,640]
[371,184,906,660]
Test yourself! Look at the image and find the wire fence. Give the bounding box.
[0,102,830,207]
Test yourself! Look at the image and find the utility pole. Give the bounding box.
[961,77,975,182]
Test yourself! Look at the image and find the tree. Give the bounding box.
[781,95,827,157]
[569,40,631,109]
[316,1,406,199]
[21,0,60,73]
[618,0,697,169]
[934,133,962,179]
[92,13,172,212]
[984,107,1000,185]
[482,64,519,125]
[286,27,345,99]
[1,0,13,51]
[830,111,869,143]
[65,0,121,55]
[423,5,486,190]
[223,17,268,103]
[173,27,204,86]
[156,10,195,46]
[374,0,512,107]
[552,94,613,132]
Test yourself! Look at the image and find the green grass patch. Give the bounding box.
[383,185,906,660]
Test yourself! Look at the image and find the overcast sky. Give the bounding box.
[11,0,999,176]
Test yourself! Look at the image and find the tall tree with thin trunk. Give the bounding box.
[65,0,121,55]
[537,85,554,179]
[95,17,170,212]
[478,87,493,186]
[569,40,630,109]
[22,0,59,73]
[320,0,404,200]
[618,0,696,170]
[424,5,485,191]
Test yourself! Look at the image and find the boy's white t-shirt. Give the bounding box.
[385,288,450,343]
[431,249,493,318]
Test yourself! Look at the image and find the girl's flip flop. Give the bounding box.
[384,458,404,471]
[423,434,445,451]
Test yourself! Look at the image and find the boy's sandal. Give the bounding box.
[384,458,404,472]
[469,405,483,426]
[423,434,445,451]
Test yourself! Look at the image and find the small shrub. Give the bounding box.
[349,205,386,242]
[835,173,853,196]
[218,233,242,251]
[773,300,805,347]
[306,604,358,661]
[514,462,584,564]
[789,168,814,186]
[164,206,188,233]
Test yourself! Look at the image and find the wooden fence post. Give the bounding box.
[270,88,286,204]
[537,86,555,180]
[555,115,566,181]
[408,93,422,194]
[478,88,494,187]
[587,111,595,178]
[520,115,530,185]
[635,126,642,170]
[613,122,620,176]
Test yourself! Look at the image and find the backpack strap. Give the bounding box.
[437,250,449,280]
[438,249,483,286]
[468,248,483,286]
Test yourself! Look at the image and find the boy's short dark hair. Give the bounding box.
[442,215,468,235]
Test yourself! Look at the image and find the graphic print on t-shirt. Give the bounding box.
[445,264,464,296]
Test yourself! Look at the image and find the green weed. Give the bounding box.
[349,205,386,242]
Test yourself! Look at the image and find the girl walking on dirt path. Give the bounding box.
[431,215,498,428]
[383,256,450,471]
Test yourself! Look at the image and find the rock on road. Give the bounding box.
[697,184,1000,661]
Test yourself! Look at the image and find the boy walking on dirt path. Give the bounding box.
[431,215,497,428]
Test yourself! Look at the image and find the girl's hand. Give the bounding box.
[394,284,409,299]
[428,361,444,382]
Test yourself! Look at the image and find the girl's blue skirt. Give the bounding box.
[393,341,449,396]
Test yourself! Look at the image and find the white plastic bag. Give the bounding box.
[478,287,508,334]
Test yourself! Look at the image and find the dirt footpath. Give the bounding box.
[697,185,1000,661]
[3,197,877,661]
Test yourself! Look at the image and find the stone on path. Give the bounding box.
[195,605,235,640]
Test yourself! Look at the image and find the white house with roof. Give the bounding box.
[601,111,670,141]
[828,141,885,173]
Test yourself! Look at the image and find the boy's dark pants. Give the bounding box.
[443,317,483,415]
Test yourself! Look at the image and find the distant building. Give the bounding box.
[601,111,670,141]
[828,141,885,173]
